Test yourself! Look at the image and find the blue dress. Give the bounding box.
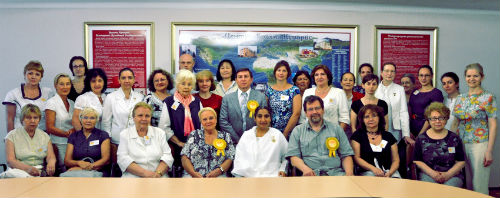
[265,85,300,132]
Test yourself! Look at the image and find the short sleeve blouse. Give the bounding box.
[68,128,110,162]
[351,129,397,171]
[453,91,497,143]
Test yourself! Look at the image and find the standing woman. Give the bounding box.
[292,70,312,97]
[45,73,75,173]
[193,70,223,115]
[451,63,497,194]
[353,63,374,94]
[265,60,301,138]
[400,73,416,104]
[144,69,173,127]
[158,69,203,177]
[67,56,89,101]
[350,74,388,132]
[3,61,53,132]
[409,65,444,137]
[301,65,349,130]
[72,68,108,131]
[213,59,238,97]
[341,72,364,138]
[440,72,460,131]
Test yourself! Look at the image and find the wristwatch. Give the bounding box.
[219,166,225,173]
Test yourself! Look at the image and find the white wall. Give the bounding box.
[0,2,499,186]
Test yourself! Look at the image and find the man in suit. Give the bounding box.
[219,68,267,143]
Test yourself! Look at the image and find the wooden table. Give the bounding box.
[0,176,492,198]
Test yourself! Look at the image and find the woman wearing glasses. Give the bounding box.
[67,56,89,101]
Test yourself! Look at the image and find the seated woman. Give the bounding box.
[351,104,400,178]
[2,104,56,178]
[232,106,288,177]
[63,107,110,177]
[117,102,174,178]
[414,102,465,187]
[181,107,235,178]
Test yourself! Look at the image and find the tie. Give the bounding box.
[241,92,248,130]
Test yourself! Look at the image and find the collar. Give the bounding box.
[21,83,43,100]
[238,88,251,97]
[130,126,154,139]
[306,120,327,132]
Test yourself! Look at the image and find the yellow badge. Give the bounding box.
[247,100,259,118]
[272,136,276,143]
[213,139,227,156]
[325,137,339,157]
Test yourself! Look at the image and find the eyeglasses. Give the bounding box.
[306,106,322,112]
[428,117,447,121]
[82,116,96,120]
[154,78,167,83]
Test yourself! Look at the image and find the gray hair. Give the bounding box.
[53,73,71,86]
[79,107,99,122]
[175,69,196,88]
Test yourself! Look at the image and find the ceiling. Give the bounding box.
[0,0,499,11]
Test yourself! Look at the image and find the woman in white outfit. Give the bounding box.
[72,68,108,131]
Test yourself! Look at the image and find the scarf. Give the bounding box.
[174,91,195,136]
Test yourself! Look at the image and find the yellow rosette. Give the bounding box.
[325,137,339,157]
[213,139,227,157]
[247,100,259,118]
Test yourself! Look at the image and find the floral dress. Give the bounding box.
[265,86,300,132]
[180,129,235,176]
[453,90,497,143]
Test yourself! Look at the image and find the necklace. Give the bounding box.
[367,131,380,140]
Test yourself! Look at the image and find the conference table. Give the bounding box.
[0,176,492,198]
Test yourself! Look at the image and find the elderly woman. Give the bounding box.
[414,102,465,187]
[194,70,223,115]
[440,72,460,131]
[353,63,373,94]
[67,56,88,101]
[63,107,110,177]
[351,104,400,178]
[400,73,416,105]
[2,104,56,178]
[181,107,235,178]
[293,70,312,97]
[144,69,173,127]
[451,63,497,194]
[3,60,53,132]
[102,67,144,145]
[350,74,388,132]
[232,106,288,177]
[117,102,174,178]
[266,60,301,137]
[301,65,349,130]
[45,73,75,173]
[72,68,108,131]
[213,59,238,97]
[159,69,203,177]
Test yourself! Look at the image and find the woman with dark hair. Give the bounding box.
[451,63,497,194]
[144,69,173,127]
[440,72,460,131]
[350,74,388,133]
[72,68,108,131]
[265,60,301,137]
[351,104,400,178]
[68,56,89,101]
[292,70,312,96]
[232,106,288,177]
[213,59,237,97]
[194,70,223,115]
[301,65,349,130]
[353,63,373,94]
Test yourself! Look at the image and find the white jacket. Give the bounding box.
[375,82,410,138]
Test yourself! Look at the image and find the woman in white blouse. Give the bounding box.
[45,73,75,173]
[213,59,238,97]
[72,68,107,131]
[102,68,144,145]
[440,72,460,131]
[117,102,173,178]
[301,65,349,130]
[232,106,288,177]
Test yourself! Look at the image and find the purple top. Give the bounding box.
[408,88,443,136]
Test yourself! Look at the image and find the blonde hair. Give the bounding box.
[175,69,196,88]
[195,70,216,91]
[79,107,99,121]
[53,73,71,86]
[21,104,41,121]
[24,60,44,77]
[424,102,450,120]
[198,107,217,120]
[132,102,153,117]
[464,63,484,77]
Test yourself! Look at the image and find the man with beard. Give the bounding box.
[286,95,354,176]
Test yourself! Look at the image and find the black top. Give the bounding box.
[351,99,388,129]
[351,129,397,172]
[68,85,83,102]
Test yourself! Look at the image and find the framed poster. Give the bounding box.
[375,26,438,86]
[172,22,358,88]
[84,22,154,94]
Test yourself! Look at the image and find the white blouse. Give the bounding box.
[45,94,74,144]
[74,91,106,129]
[232,127,288,177]
[117,126,174,178]
[300,87,350,125]
[444,96,458,131]
[102,88,144,144]
[375,82,410,139]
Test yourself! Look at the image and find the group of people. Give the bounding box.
[1,53,495,195]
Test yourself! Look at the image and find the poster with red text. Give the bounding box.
[376,27,436,86]
[85,23,153,94]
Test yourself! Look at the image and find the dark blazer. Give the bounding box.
[164,95,202,143]
[219,89,267,143]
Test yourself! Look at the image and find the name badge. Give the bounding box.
[280,94,289,101]
[380,140,388,149]
[89,140,100,146]
[448,147,456,153]
[171,101,180,110]
[144,136,151,145]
